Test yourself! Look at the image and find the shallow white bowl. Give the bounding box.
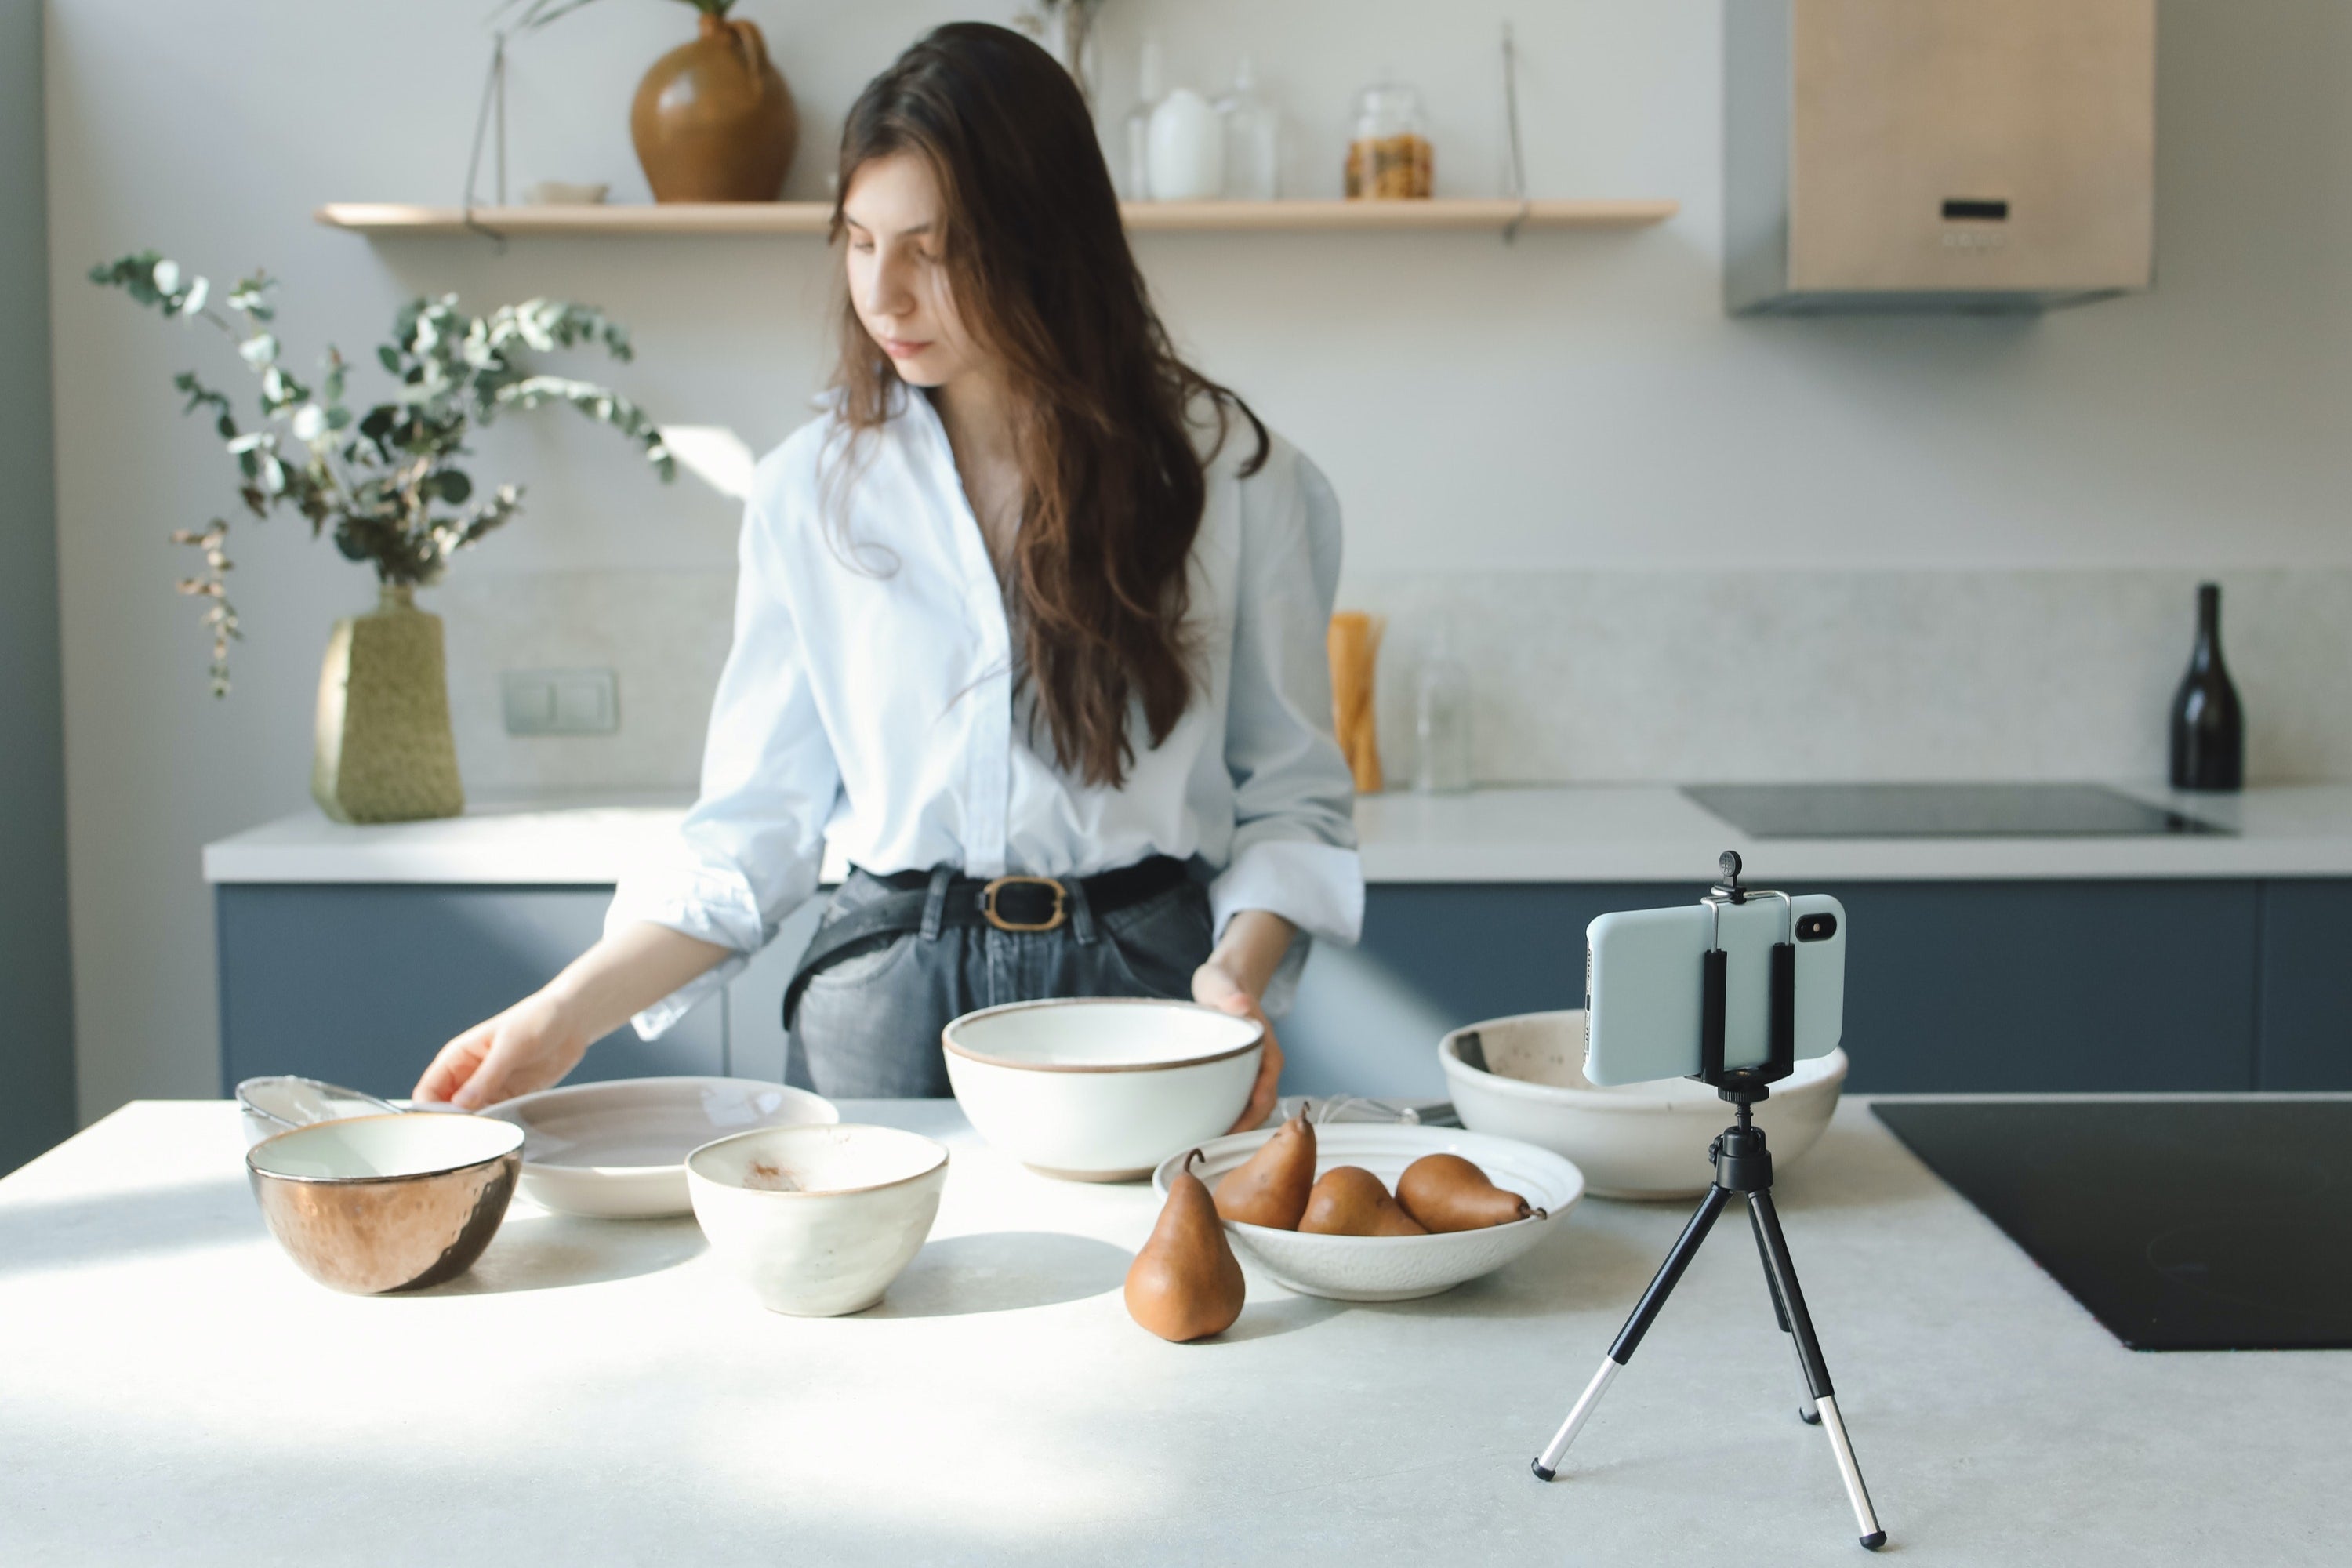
[1154,1124,1583,1302]
[944,999,1263,1181]
[1439,1011,1847,1200]
[481,1077,838,1218]
[686,1124,949,1316]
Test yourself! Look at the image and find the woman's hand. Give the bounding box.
[411,922,733,1110]
[1193,960,1283,1134]
[1192,909,1298,1134]
[412,989,593,1110]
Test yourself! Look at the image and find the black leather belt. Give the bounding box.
[782,856,1189,1031]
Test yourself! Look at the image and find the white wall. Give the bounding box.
[45,1,2352,1119]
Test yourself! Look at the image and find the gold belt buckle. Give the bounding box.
[981,874,1068,933]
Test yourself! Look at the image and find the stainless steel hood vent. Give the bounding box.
[1726,0,2156,315]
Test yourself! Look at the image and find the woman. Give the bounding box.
[414,23,1360,1131]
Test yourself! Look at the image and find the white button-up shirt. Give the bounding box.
[610,390,1363,1036]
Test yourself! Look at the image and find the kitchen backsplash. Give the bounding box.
[436,570,735,795]
[434,567,2352,796]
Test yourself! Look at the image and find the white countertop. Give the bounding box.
[201,783,2352,884]
[2,1098,2340,1566]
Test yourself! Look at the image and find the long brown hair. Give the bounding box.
[827,21,1267,789]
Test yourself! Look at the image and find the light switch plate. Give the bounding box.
[502,669,619,736]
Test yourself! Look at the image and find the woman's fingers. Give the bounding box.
[1206,988,1283,1134]
[1191,960,1245,1009]
[412,1022,494,1105]
[1232,1028,1283,1134]
[451,1035,517,1111]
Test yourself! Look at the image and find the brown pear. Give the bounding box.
[1214,1106,1318,1229]
[1126,1150,1247,1341]
[1396,1153,1544,1232]
[1298,1165,1428,1236]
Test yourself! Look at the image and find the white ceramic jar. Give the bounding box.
[1148,87,1225,201]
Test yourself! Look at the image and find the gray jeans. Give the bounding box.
[789,868,1217,1098]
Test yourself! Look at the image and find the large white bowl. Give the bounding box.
[686,1124,949,1316]
[482,1077,839,1218]
[1439,1011,1846,1200]
[1155,1124,1583,1302]
[944,999,1264,1181]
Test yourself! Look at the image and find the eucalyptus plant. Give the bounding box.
[92,252,673,695]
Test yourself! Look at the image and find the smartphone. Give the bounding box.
[1583,894,1846,1087]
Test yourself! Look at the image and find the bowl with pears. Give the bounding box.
[1149,1112,1584,1302]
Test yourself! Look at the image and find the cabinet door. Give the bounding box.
[1283,879,2263,1098]
[1283,884,1664,1099]
[2256,880,2352,1089]
[1827,880,2258,1092]
[216,885,723,1098]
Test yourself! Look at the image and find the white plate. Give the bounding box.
[1152,1124,1584,1302]
[481,1077,838,1218]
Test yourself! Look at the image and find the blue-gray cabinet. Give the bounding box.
[214,885,725,1098]
[1287,879,2346,1096]
[215,877,2351,1100]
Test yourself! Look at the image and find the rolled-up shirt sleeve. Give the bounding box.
[1209,445,1365,1014]
[605,487,839,1037]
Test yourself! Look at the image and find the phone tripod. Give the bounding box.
[1531,855,1885,1551]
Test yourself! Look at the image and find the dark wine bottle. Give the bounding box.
[2169,583,2244,791]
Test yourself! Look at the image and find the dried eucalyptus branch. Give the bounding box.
[91,251,674,695]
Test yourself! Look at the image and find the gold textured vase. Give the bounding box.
[311,586,465,824]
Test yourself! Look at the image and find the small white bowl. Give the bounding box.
[686,1124,949,1316]
[481,1077,838,1219]
[1439,1011,1847,1200]
[944,999,1263,1181]
[1155,1124,1583,1302]
[523,180,610,205]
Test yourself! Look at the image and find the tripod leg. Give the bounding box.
[1749,1203,1820,1425]
[1532,1184,1731,1481]
[1749,1190,1886,1551]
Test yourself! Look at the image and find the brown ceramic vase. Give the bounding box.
[630,12,798,202]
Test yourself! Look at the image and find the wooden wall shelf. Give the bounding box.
[314,198,1678,239]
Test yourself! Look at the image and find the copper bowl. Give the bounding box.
[246,1113,524,1294]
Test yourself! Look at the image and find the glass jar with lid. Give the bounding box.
[1345,76,1432,199]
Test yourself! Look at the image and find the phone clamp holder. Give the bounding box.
[1530,851,1886,1551]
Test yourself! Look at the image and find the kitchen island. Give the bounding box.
[1,1097,2342,1566]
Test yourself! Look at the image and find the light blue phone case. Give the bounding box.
[1583,895,1846,1087]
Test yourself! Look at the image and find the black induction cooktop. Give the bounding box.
[1872,1099,2352,1350]
[1684,782,2228,838]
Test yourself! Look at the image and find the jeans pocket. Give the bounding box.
[1096,884,1215,1001]
[804,929,916,992]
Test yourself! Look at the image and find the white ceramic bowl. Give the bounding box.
[1154,1123,1583,1302]
[481,1077,839,1218]
[943,999,1263,1181]
[1439,1011,1847,1200]
[686,1124,949,1316]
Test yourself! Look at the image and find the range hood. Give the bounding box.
[1726,0,2156,314]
